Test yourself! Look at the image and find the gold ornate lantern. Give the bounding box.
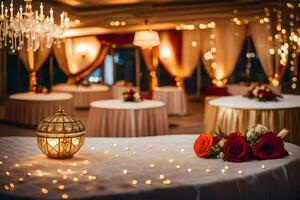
[36,106,85,159]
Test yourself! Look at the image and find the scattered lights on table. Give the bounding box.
[150,163,155,168]
[145,179,152,185]
[132,180,138,185]
[0,140,283,198]
[41,188,48,194]
[163,179,172,185]
[62,193,69,199]
[58,185,65,190]
[159,174,165,180]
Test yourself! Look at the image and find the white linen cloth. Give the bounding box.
[153,86,188,115]
[0,135,299,200]
[210,95,300,109]
[112,85,139,99]
[206,95,300,145]
[227,83,281,95]
[52,84,111,108]
[5,92,74,126]
[86,100,169,137]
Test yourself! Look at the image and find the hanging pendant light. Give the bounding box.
[133,20,160,49]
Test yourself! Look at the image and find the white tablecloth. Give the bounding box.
[0,135,299,200]
[5,92,74,126]
[52,84,111,108]
[227,84,281,95]
[207,95,300,145]
[153,86,188,115]
[112,85,139,99]
[86,100,169,137]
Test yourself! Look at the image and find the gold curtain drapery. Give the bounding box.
[19,47,51,90]
[141,46,159,89]
[158,30,201,86]
[249,22,286,86]
[201,20,246,86]
[53,36,108,83]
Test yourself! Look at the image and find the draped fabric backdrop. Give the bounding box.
[19,46,51,90]
[159,30,201,86]
[201,20,246,84]
[53,36,109,83]
[141,47,159,89]
[249,22,286,83]
[0,49,6,99]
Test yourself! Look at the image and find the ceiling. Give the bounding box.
[37,0,295,36]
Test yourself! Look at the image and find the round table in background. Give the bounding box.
[5,92,74,126]
[227,83,281,95]
[86,99,169,137]
[0,135,300,200]
[207,95,300,145]
[112,85,139,99]
[153,86,188,115]
[52,84,111,108]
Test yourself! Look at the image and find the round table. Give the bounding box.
[112,85,139,99]
[207,95,300,145]
[86,99,169,137]
[5,92,74,126]
[227,83,281,95]
[0,135,299,200]
[52,84,111,108]
[153,86,188,115]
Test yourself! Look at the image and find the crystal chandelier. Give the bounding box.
[0,0,70,52]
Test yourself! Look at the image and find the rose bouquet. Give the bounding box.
[245,83,282,101]
[32,85,50,94]
[122,89,143,102]
[194,124,289,162]
[75,79,91,87]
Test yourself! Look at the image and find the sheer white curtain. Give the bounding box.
[158,30,201,79]
[249,22,274,77]
[201,19,247,81]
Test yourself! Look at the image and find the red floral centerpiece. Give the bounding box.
[194,124,289,162]
[122,89,143,102]
[245,83,282,101]
[32,85,50,94]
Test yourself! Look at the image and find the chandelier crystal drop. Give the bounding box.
[0,0,70,52]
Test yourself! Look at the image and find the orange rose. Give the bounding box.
[193,132,214,158]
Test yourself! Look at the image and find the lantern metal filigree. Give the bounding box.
[36,106,85,159]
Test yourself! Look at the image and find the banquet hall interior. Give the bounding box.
[0,0,300,200]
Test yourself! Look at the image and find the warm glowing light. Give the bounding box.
[191,41,197,47]
[160,48,171,58]
[36,107,85,159]
[212,79,228,88]
[76,44,88,57]
[133,30,160,48]
[269,48,275,55]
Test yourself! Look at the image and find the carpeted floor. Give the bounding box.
[0,99,205,137]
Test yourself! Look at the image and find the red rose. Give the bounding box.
[224,131,241,140]
[222,135,250,162]
[253,131,288,160]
